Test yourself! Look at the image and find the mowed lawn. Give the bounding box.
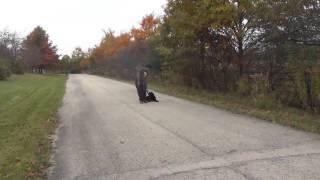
[0,74,67,179]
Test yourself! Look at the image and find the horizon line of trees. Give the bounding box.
[76,0,320,114]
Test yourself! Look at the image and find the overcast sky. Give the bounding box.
[0,0,167,55]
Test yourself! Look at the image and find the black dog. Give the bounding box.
[146,91,159,102]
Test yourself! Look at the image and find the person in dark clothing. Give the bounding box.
[135,65,151,103]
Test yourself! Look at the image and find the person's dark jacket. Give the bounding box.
[135,68,148,89]
[135,67,149,101]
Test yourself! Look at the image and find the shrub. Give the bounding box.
[70,68,81,74]
[237,77,251,95]
[11,61,24,74]
[0,61,11,80]
[255,95,277,110]
[311,70,320,113]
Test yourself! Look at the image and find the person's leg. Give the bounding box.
[141,85,147,102]
[135,83,143,102]
[139,86,145,102]
[138,86,148,103]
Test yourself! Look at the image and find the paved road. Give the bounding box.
[49,74,320,180]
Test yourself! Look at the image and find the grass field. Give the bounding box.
[149,81,320,134]
[0,74,67,179]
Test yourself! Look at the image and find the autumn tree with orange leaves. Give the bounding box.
[80,14,161,77]
[131,14,160,41]
[22,26,59,73]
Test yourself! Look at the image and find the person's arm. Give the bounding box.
[136,71,140,86]
[144,71,149,89]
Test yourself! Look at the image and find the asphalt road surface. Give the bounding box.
[49,74,320,180]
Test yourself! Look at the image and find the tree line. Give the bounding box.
[77,0,320,113]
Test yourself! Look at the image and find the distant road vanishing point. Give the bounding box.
[49,74,320,180]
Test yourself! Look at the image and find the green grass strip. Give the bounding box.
[0,74,67,179]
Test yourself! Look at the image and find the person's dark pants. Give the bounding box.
[135,82,146,101]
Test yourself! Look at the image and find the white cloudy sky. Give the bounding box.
[0,0,167,55]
